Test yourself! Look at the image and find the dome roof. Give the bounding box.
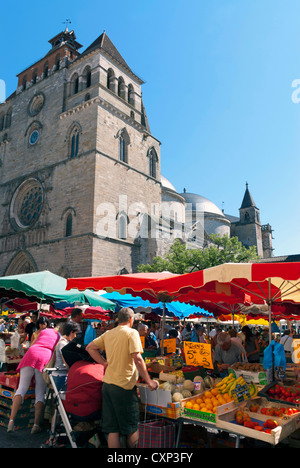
[181,192,225,217]
[161,175,178,193]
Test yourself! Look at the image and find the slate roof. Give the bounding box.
[240,182,257,209]
[81,31,144,83]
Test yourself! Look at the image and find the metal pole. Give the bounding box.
[268,279,272,344]
[161,302,166,355]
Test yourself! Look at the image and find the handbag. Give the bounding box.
[137,419,176,448]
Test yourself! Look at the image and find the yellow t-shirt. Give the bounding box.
[92,325,143,390]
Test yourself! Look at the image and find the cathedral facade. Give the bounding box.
[0,28,273,278]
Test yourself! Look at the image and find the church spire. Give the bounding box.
[240,182,257,209]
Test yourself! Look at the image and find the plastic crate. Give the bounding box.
[182,366,206,381]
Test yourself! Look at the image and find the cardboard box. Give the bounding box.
[138,384,172,407]
[229,368,267,386]
[140,402,181,419]
[138,385,181,419]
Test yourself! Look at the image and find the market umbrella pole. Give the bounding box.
[268,279,272,344]
[161,302,166,355]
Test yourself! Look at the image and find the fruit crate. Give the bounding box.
[0,385,35,400]
[0,371,20,389]
[0,395,34,410]
[258,381,300,407]
[0,371,35,390]
[180,392,236,425]
[217,407,298,445]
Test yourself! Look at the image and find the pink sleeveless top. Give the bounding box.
[17,328,60,373]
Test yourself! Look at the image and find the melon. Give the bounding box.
[172,392,184,402]
[204,376,214,389]
[183,379,194,392]
[181,389,192,398]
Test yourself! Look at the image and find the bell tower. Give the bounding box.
[231,183,264,257]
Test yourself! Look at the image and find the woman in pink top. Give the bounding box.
[7,322,60,434]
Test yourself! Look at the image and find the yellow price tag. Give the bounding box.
[162,338,177,354]
[184,341,214,369]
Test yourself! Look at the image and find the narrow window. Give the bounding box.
[22,76,27,91]
[55,55,60,71]
[65,214,72,237]
[149,149,157,178]
[119,135,126,162]
[118,215,127,240]
[107,68,115,92]
[32,70,37,84]
[118,77,126,99]
[44,63,49,78]
[70,128,79,158]
[128,84,135,107]
[86,69,91,88]
[5,108,12,129]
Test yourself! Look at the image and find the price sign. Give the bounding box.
[183,341,213,369]
[292,338,300,364]
[163,338,176,354]
[140,336,145,350]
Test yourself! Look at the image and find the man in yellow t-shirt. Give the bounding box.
[86,307,158,448]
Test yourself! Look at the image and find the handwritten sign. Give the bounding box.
[183,341,213,369]
[292,338,300,363]
[162,338,176,354]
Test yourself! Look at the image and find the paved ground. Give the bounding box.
[0,423,49,448]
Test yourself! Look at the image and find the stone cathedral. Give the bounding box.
[0,28,273,278]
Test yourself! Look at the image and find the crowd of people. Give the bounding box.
[0,308,297,447]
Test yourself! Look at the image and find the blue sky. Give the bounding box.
[1,0,300,256]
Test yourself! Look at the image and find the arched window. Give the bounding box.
[118,128,130,163]
[70,127,80,158]
[128,84,135,107]
[83,66,92,88]
[118,214,127,240]
[118,77,126,100]
[148,148,158,178]
[70,73,79,95]
[44,62,49,78]
[107,68,115,92]
[65,213,72,237]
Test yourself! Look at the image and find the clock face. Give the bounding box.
[29,129,39,145]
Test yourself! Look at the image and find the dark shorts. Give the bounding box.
[101,382,140,435]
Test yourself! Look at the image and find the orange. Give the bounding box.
[196,398,203,405]
[218,397,226,405]
[223,393,230,400]
[200,407,208,412]
[192,403,200,411]
[211,388,219,396]
[185,401,193,409]
[204,390,213,399]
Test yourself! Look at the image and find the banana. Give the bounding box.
[226,380,237,394]
[229,381,237,397]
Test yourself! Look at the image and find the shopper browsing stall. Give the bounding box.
[86,307,158,448]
